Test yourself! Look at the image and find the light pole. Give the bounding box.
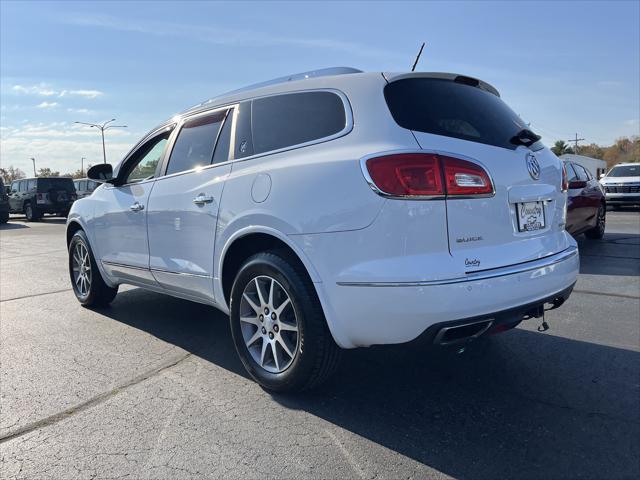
[74,119,127,164]
[30,157,36,176]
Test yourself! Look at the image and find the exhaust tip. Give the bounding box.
[434,319,493,346]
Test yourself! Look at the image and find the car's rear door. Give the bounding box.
[384,74,569,273]
[147,106,234,303]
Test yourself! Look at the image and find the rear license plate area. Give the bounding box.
[516,201,545,232]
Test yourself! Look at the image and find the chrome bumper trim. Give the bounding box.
[336,246,578,287]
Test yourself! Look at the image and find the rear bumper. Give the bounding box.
[314,246,579,348]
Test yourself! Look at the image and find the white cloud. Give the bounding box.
[10,84,104,99]
[12,84,57,96]
[63,13,401,60]
[66,107,93,114]
[36,101,58,109]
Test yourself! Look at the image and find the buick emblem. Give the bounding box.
[526,153,540,180]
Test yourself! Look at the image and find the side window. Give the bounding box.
[251,91,347,155]
[88,180,97,190]
[166,110,226,175]
[124,131,171,184]
[10,182,18,193]
[27,179,36,190]
[574,164,589,181]
[212,109,233,165]
[79,181,87,191]
[18,181,26,192]
[566,164,579,182]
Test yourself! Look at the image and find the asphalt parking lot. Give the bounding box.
[1,211,639,479]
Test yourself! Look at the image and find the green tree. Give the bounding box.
[551,140,573,156]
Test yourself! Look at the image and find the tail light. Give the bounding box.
[561,163,569,192]
[364,153,492,198]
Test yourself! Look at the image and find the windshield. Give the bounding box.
[607,164,640,177]
[37,178,75,192]
[384,77,543,151]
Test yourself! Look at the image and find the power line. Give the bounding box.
[567,133,585,153]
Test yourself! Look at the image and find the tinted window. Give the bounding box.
[607,164,639,177]
[27,179,36,190]
[251,91,346,155]
[10,182,17,192]
[212,110,233,165]
[125,133,171,183]
[79,181,87,190]
[565,163,579,182]
[234,101,254,159]
[166,111,226,175]
[36,178,75,192]
[18,181,26,192]
[574,164,589,181]
[385,78,539,151]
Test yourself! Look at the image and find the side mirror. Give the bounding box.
[598,173,605,180]
[87,163,113,183]
[568,180,587,189]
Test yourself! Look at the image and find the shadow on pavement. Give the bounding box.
[0,222,30,230]
[576,232,640,277]
[100,288,640,480]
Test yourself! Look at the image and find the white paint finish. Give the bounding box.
[146,164,232,302]
[91,182,157,285]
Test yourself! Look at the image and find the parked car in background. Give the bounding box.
[73,179,100,199]
[599,163,640,208]
[563,160,606,239]
[0,178,9,224]
[66,67,579,391]
[9,177,77,221]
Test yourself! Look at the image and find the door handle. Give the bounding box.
[129,202,144,212]
[193,194,214,206]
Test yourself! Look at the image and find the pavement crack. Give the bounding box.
[1,288,72,303]
[573,288,640,300]
[0,352,191,444]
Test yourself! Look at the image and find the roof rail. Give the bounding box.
[194,67,363,110]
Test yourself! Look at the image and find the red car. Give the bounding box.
[564,160,606,239]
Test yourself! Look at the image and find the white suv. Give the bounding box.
[67,68,579,391]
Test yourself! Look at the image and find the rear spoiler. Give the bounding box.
[382,72,500,97]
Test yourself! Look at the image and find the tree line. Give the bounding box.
[550,135,639,168]
[0,166,89,183]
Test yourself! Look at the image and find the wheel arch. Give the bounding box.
[218,227,321,309]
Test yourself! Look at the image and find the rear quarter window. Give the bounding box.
[384,78,538,151]
[251,91,347,155]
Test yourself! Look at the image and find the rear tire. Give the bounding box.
[585,204,606,239]
[229,251,341,392]
[24,202,40,222]
[68,230,118,307]
[0,211,8,224]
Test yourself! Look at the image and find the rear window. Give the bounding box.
[607,165,639,177]
[37,178,75,192]
[384,78,539,151]
[251,91,346,155]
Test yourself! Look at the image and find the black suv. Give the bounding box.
[8,177,77,221]
[0,178,9,224]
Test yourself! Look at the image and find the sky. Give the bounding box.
[1,0,639,175]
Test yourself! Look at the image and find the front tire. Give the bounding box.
[585,204,606,239]
[229,251,341,392]
[68,230,118,307]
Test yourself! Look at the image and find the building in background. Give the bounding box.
[560,154,607,179]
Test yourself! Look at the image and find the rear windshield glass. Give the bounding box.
[607,165,639,177]
[384,78,541,151]
[37,178,75,192]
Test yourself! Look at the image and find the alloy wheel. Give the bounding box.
[71,242,92,297]
[597,206,606,234]
[239,275,299,374]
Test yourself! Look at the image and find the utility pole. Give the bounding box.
[567,133,585,155]
[74,119,127,164]
[30,157,36,176]
[81,157,86,177]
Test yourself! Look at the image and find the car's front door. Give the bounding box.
[92,126,174,286]
[8,181,21,212]
[147,107,234,303]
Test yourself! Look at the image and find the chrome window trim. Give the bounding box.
[358,149,496,200]
[337,246,578,287]
[102,260,148,271]
[150,267,211,279]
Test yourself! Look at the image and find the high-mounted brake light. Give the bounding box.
[364,153,492,198]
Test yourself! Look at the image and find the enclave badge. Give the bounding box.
[526,153,541,180]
